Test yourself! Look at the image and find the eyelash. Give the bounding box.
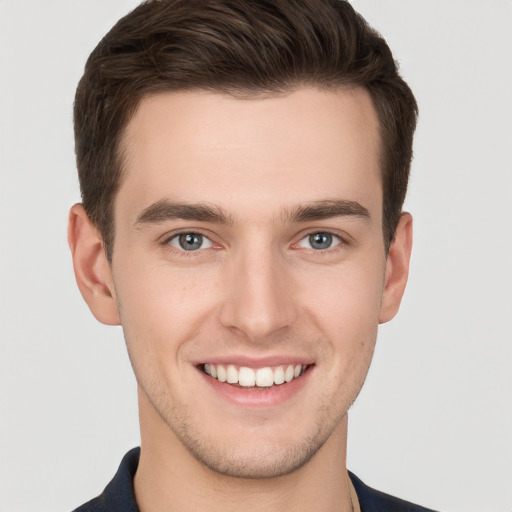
[292,231,344,252]
[161,230,219,256]
[161,229,347,257]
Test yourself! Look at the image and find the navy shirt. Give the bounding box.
[73,448,438,512]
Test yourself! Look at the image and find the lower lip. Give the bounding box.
[198,366,313,408]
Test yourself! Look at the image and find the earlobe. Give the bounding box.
[68,204,120,326]
[379,212,413,324]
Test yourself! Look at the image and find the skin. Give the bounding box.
[69,87,412,512]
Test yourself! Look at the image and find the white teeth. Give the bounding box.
[226,364,238,384]
[239,367,256,387]
[217,364,227,383]
[274,366,285,385]
[204,363,308,387]
[256,367,274,387]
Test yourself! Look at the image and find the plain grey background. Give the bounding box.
[1,1,511,511]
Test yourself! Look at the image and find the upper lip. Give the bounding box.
[193,355,315,367]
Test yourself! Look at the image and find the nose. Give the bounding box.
[219,245,298,342]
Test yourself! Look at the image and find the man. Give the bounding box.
[68,0,434,510]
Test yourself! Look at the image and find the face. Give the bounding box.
[76,87,410,478]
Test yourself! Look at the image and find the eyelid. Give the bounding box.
[292,229,348,251]
[157,227,350,253]
[168,233,213,250]
[300,233,340,249]
[159,229,221,251]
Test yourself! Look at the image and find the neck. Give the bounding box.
[134,390,355,512]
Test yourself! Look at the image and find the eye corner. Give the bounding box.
[294,231,344,251]
[159,230,220,254]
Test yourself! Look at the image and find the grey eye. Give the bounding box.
[297,232,341,251]
[308,232,333,250]
[169,233,212,251]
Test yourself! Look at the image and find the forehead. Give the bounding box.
[118,87,382,222]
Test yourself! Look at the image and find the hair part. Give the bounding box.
[74,0,418,261]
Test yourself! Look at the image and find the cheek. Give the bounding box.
[113,263,223,401]
[113,260,222,347]
[298,261,385,332]
[297,259,384,384]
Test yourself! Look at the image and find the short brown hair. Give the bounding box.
[74,0,418,260]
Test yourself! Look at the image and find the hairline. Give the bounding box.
[104,81,387,261]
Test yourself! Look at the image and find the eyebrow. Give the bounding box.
[134,200,233,227]
[134,198,370,228]
[282,199,371,223]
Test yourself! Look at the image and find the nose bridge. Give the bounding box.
[219,237,296,341]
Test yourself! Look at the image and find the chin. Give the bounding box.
[161,403,342,480]
[186,434,326,479]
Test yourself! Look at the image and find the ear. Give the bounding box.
[379,212,413,324]
[68,204,120,325]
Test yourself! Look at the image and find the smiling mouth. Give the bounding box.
[201,363,309,388]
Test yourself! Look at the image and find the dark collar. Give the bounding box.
[73,447,438,512]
